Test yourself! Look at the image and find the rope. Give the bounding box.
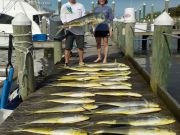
[15,44,33,99]
[163,33,180,39]
[6,34,13,78]
[13,33,32,37]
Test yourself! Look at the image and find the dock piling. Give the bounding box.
[150,12,174,94]
[12,13,34,100]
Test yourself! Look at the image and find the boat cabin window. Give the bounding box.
[0,14,13,24]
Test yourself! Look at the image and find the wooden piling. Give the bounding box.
[139,9,142,22]
[178,34,180,52]
[12,13,34,100]
[117,22,125,50]
[41,16,47,34]
[142,3,146,20]
[150,4,154,24]
[151,12,174,94]
[125,23,135,57]
[91,1,95,13]
[165,0,169,13]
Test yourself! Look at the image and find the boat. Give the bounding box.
[0,0,51,48]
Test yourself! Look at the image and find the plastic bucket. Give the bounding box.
[124,8,135,23]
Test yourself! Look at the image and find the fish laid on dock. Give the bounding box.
[91,81,132,87]
[66,71,131,76]
[50,82,102,88]
[13,127,88,135]
[64,66,130,72]
[96,101,159,107]
[46,98,95,104]
[28,115,89,124]
[92,85,132,90]
[85,62,129,68]
[50,92,95,97]
[96,116,175,126]
[94,127,176,135]
[33,104,98,113]
[95,91,142,97]
[58,76,100,81]
[95,106,161,115]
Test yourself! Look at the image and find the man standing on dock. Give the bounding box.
[60,0,86,66]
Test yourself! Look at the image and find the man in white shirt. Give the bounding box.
[60,0,85,66]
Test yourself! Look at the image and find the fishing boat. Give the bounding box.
[0,0,51,48]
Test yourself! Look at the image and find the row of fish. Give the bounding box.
[12,62,177,135]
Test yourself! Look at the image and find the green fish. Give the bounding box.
[28,115,89,124]
[94,127,176,135]
[14,127,88,135]
[46,98,95,104]
[96,116,175,126]
[33,104,98,114]
[95,91,142,97]
[96,101,159,107]
[95,106,161,115]
[50,92,95,97]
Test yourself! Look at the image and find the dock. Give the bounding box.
[0,35,180,134]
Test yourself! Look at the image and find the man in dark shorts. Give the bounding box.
[60,0,85,66]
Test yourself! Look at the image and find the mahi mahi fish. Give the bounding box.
[97,101,159,107]
[64,66,130,72]
[66,71,131,76]
[95,106,161,115]
[50,82,102,87]
[14,127,88,135]
[33,104,98,114]
[27,115,89,124]
[85,62,129,68]
[46,98,95,104]
[89,81,132,87]
[96,116,175,126]
[50,92,95,97]
[92,85,131,90]
[61,13,105,28]
[58,76,100,81]
[94,127,176,135]
[95,91,142,97]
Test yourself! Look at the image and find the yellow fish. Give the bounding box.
[33,104,98,113]
[50,92,95,97]
[95,91,142,97]
[94,128,176,135]
[28,115,89,124]
[47,98,95,104]
[96,116,175,126]
[95,106,161,115]
[14,127,88,135]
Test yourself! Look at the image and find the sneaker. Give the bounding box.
[79,62,85,66]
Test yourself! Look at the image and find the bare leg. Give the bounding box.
[94,37,102,62]
[77,48,84,64]
[64,49,71,64]
[103,37,108,63]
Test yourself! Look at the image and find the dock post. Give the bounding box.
[165,0,169,13]
[142,3,146,20]
[41,16,47,34]
[117,21,125,50]
[150,4,154,24]
[12,13,34,100]
[54,41,62,64]
[58,0,62,15]
[150,12,174,94]
[91,1,95,13]
[124,8,135,57]
[139,9,142,22]
[112,1,115,18]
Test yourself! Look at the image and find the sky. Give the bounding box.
[60,0,180,17]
